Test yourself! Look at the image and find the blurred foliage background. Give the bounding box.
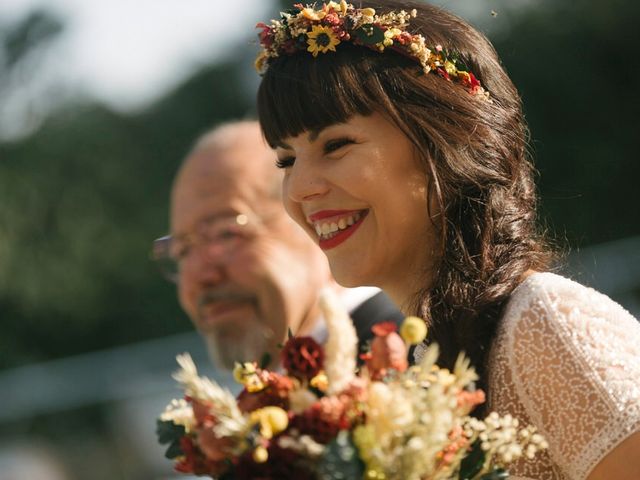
[0,0,638,478]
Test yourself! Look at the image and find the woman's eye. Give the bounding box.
[276,156,295,169]
[324,137,354,154]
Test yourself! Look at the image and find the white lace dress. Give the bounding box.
[413,272,640,479]
[485,272,640,479]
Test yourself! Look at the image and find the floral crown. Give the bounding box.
[255,1,489,98]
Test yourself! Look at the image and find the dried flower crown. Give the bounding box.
[255,1,489,98]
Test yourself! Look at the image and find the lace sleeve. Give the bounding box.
[503,274,640,480]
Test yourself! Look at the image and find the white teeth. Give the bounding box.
[312,211,364,239]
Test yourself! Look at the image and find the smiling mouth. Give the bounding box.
[308,209,368,250]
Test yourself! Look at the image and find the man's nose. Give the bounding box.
[184,243,228,285]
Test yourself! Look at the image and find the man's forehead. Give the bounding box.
[187,140,278,185]
[172,177,255,228]
[170,170,282,233]
[170,133,281,231]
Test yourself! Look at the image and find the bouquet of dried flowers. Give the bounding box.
[157,290,547,479]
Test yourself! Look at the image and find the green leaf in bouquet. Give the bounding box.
[353,25,385,45]
[164,439,184,460]
[479,468,509,479]
[259,352,272,369]
[317,430,364,480]
[156,419,185,445]
[282,7,302,18]
[458,439,486,479]
[218,469,237,480]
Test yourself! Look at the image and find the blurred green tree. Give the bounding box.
[492,0,640,246]
[0,11,254,366]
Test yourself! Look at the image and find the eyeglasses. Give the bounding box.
[151,213,260,283]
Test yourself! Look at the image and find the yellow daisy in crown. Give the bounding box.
[306,25,340,57]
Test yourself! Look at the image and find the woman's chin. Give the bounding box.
[329,263,373,289]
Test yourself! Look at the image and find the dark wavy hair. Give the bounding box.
[256,0,553,398]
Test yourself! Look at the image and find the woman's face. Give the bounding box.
[276,113,438,305]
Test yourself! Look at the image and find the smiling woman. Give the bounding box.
[255,1,640,479]
[257,0,550,371]
[276,113,435,302]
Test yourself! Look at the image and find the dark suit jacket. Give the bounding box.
[350,291,413,364]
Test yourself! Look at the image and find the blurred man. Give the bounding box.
[153,121,403,369]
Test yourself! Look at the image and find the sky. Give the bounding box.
[0,0,275,139]
[0,0,273,109]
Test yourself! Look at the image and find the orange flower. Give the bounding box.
[457,389,486,411]
[301,7,326,21]
[366,322,408,379]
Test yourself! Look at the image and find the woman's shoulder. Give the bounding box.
[500,271,638,337]
[509,270,628,308]
[494,270,640,401]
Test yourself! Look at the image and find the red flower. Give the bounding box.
[234,442,310,480]
[465,72,482,94]
[256,22,274,47]
[397,32,413,45]
[280,336,324,380]
[175,436,229,477]
[436,67,451,81]
[290,396,348,444]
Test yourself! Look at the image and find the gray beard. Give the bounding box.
[201,319,275,370]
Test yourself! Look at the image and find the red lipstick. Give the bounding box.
[310,210,368,250]
[308,209,361,222]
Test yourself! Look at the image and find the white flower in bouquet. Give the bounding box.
[160,398,195,433]
[172,353,247,438]
[318,288,357,394]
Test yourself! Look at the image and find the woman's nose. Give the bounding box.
[284,157,329,203]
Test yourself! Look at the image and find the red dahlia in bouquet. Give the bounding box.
[157,290,547,479]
